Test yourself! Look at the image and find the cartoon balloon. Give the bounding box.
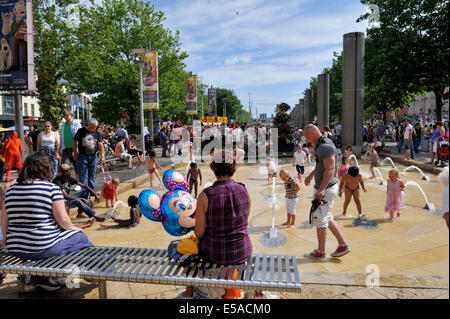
[138,170,196,236]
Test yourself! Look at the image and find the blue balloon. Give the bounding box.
[138,190,163,222]
[138,170,196,237]
[163,169,189,191]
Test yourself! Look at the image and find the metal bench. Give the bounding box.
[0,246,301,299]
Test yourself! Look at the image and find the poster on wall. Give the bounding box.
[186,75,197,115]
[207,87,216,115]
[0,0,35,91]
[142,51,159,110]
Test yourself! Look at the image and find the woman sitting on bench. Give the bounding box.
[177,147,253,299]
[0,152,93,293]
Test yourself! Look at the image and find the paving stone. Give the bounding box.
[344,287,388,299]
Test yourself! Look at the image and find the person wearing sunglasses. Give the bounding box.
[37,121,61,178]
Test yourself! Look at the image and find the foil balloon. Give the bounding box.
[138,170,196,236]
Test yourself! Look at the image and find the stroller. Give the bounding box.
[435,138,449,167]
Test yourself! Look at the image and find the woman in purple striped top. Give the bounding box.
[179,148,252,299]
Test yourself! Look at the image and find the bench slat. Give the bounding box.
[129,249,159,282]
[118,248,150,281]
[0,246,301,294]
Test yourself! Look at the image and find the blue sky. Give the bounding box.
[150,0,369,118]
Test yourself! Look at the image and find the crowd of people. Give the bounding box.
[0,111,448,298]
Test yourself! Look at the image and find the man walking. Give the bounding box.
[73,119,105,199]
[60,109,81,179]
[303,124,351,260]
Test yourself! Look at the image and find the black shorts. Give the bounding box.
[295,165,305,174]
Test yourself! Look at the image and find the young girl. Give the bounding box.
[339,166,367,218]
[186,162,202,197]
[367,143,380,179]
[100,195,141,229]
[343,145,352,158]
[146,150,162,187]
[266,157,278,182]
[337,156,350,181]
[385,169,405,221]
[102,178,120,208]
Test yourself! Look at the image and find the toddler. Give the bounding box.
[384,169,405,220]
[338,166,367,218]
[145,150,162,187]
[293,145,306,182]
[279,169,300,228]
[102,177,120,208]
[367,143,379,179]
[100,195,141,229]
[186,162,202,197]
[266,157,278,182]
[337,156,350,181]
[343,145,352,158]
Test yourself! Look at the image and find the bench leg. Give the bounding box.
[98,280,107,299]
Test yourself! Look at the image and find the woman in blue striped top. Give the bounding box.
[0,152,93,292]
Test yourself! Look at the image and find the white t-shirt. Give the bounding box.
[404,124,413,140]
[294,150,306,166]
[443,185,449,215]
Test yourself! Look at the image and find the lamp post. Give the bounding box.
[131,47,148,160]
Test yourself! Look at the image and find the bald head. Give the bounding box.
[303,124,322,146]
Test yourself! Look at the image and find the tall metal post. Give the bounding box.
[138,60,146,161]
[14,92,25,161]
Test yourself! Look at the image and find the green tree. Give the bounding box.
[322,52,343,121]
[216,88,244,121]
[33,1,69,126]
[61,0,189,126]
[358,0,449,121]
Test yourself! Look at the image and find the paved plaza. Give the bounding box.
[1,151,448,299]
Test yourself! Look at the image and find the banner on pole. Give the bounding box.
[0,0,36,91]
[207,88,216,115]
[186,75,197,115]
[142,51,159,110]
[201,116,228,124]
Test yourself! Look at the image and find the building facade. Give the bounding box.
[0,91,93,129]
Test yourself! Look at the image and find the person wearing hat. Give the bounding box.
[52,164,104,222]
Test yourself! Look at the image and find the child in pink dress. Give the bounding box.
[385,169,405,221]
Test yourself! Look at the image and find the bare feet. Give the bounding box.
[288,224,295,228]
[81,219,95,229]
[281,221,290,226]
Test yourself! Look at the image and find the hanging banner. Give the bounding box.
[201,116,228,124]
[186,75,197,115]
[207,88,216,115]
[142,51,159,110]
[0,0,36,91]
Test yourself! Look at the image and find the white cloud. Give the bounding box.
[225,55,252,65]
[153,0,368,112]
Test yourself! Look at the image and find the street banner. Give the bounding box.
[142,51,159,110]
[201,116,228,124]
[207,88,216,115]
[186,75,197,115]
[0,0,36,91]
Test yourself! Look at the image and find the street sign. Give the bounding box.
[201,116,228,123]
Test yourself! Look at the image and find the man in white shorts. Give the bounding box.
[303,124,351,260]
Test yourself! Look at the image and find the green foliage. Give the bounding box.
[33,1,69,126]
[358,0,449,120]
[273,102,291,129]
[215,88,245,121]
